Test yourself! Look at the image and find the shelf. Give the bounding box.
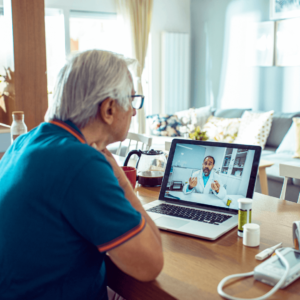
[232,166,243,169]
[236,151,248,156]
[220,174,242,179]
[222,166,229,168]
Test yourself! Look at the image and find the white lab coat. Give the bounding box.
[182,169,227,200]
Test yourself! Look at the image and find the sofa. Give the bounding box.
[213,109,300,203]
[146,108,300,203]
[110,108,300,203]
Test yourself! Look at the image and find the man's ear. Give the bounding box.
[98,98,117,125]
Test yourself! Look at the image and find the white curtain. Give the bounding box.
[116,0,153,134]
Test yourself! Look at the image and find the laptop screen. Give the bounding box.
[159,140,261,212]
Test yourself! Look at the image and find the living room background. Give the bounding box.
[2,0,300,118]
[41,0,300,115]
[191,0,300,112]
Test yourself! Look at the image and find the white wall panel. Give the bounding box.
[162,32,190,114]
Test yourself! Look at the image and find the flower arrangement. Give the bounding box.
[0,67,15,113]
[189,126,209,141]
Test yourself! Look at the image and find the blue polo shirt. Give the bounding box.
[0,120,145,300]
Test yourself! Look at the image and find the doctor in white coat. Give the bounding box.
[183,156,227,200]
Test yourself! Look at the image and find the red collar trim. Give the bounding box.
[48,120,86,144]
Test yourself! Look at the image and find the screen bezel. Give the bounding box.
[159,139,262,214]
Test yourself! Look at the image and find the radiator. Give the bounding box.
[161,32,190,114]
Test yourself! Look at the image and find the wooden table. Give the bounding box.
[106,187,300,300]
[258,160,274,195]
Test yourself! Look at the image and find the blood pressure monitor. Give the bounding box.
[254,247,300,288]
[218,222,300,299]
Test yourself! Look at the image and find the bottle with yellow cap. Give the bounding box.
[11,111,27,143]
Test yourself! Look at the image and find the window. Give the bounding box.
[44,8,152,130]
[0,7,5,75]
[45,9,66,99]
[69,11,128,55]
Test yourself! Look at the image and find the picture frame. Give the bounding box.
[270,0,300,20]
[275,18,300,66]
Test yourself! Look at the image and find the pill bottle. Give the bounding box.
[237,198,252,237]
[243,223,260,247]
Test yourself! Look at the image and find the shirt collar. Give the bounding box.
[202,170,210,178]
[48,119,87,144]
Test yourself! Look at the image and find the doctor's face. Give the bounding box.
[202,157,214,176]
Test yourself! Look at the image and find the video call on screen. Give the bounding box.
[164,144,255,210]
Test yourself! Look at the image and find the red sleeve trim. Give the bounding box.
[97,216,146,253]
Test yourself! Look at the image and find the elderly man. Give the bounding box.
[0,50,163,300]
[183,156,227,199]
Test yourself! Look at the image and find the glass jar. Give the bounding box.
[11,111,27,143]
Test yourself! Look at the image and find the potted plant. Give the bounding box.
[189,126,209,141]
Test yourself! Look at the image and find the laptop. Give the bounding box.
[143,139,261,240]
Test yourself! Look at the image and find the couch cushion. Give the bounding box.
[276,122,296,155]
[292,178,300,187]
[214,108,251,118]
[265,112,300,148]
[263,146,277,153]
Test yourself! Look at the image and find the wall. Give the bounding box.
[170,166,193,184]
[150,0,191,114]
[172,144,205,169]
[191,0,300,113]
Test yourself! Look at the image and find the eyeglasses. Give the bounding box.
[131,95,144,110]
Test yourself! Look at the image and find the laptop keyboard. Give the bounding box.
[146,204,232,225]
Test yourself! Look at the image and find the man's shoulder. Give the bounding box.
[16,123,109,170]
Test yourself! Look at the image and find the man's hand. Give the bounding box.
[92,145,131,190]
[188,177,197,189]
[211,180,220,193]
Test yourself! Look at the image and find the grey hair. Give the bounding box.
[45,50,135,128]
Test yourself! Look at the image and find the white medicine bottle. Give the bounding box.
[11,111,27,143]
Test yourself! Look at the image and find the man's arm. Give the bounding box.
[102,149,163,281]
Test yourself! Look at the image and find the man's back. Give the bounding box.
[0,121,143,300]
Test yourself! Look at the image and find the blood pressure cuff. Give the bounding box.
[293,221,300,250]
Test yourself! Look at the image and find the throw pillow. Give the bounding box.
[175,105,212,129]
[276,122,296,155]
[266,112,300,148]
[174,108,196,126]
[234,110,274,149]
[147,114,182,137]
[194,105,212,128]
[202,116,241,143]
[293,118,300,158]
